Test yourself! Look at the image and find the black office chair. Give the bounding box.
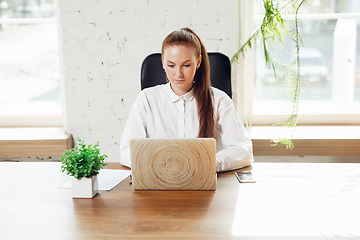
[140,52,232,98]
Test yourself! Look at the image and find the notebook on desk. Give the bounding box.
[130,138,217,190]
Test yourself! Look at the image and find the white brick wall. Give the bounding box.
[58,0,239,162]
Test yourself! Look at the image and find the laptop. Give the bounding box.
[130,138,217,190]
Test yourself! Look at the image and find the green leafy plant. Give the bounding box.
[232,0,310,149]
[61,138,108,179]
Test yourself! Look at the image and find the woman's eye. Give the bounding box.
[167,64,175,68]
[184,64,191,67]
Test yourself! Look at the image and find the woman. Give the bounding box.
[120,28,253,172]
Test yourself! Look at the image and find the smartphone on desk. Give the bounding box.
[235,171,256,183]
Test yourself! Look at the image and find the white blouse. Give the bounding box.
[119,83,254,172]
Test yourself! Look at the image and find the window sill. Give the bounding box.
[247,125,360,156]
[0,126,359,160]
[0,127,73,158]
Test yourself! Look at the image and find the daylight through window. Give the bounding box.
[0,0,61,123]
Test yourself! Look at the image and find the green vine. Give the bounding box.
[232,0,311,149]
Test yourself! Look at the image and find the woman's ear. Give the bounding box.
[197,55,202,69]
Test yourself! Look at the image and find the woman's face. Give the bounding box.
[162,44,201,96]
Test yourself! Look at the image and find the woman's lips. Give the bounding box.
[175,79,185,82]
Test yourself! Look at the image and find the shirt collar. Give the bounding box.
[166,82,195,103]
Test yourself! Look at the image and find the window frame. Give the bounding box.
[237,1,360,126]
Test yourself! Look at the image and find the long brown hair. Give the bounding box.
[161,28,216,139]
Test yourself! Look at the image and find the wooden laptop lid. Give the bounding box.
[130,138,217,190]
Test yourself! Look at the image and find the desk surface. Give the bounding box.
[1,162,359,240]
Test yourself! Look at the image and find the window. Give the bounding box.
[0,0,62,126]
[238,0,360,125]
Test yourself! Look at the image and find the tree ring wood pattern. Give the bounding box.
[130,138,217,190]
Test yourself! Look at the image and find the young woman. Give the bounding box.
[120,28,253,172]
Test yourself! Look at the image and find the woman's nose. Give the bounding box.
[175,67,184,77]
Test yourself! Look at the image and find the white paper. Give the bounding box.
[59,169,131,191]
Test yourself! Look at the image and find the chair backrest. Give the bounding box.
[140,52,232,98]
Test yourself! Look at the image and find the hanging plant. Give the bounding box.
[231,0,311,149]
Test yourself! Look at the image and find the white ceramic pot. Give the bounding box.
[71,175,98,198]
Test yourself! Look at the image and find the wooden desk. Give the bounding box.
[1,162,359,239]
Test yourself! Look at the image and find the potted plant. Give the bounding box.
[61,138,108,198]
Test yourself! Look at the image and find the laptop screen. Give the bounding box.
[130,138,217,190]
